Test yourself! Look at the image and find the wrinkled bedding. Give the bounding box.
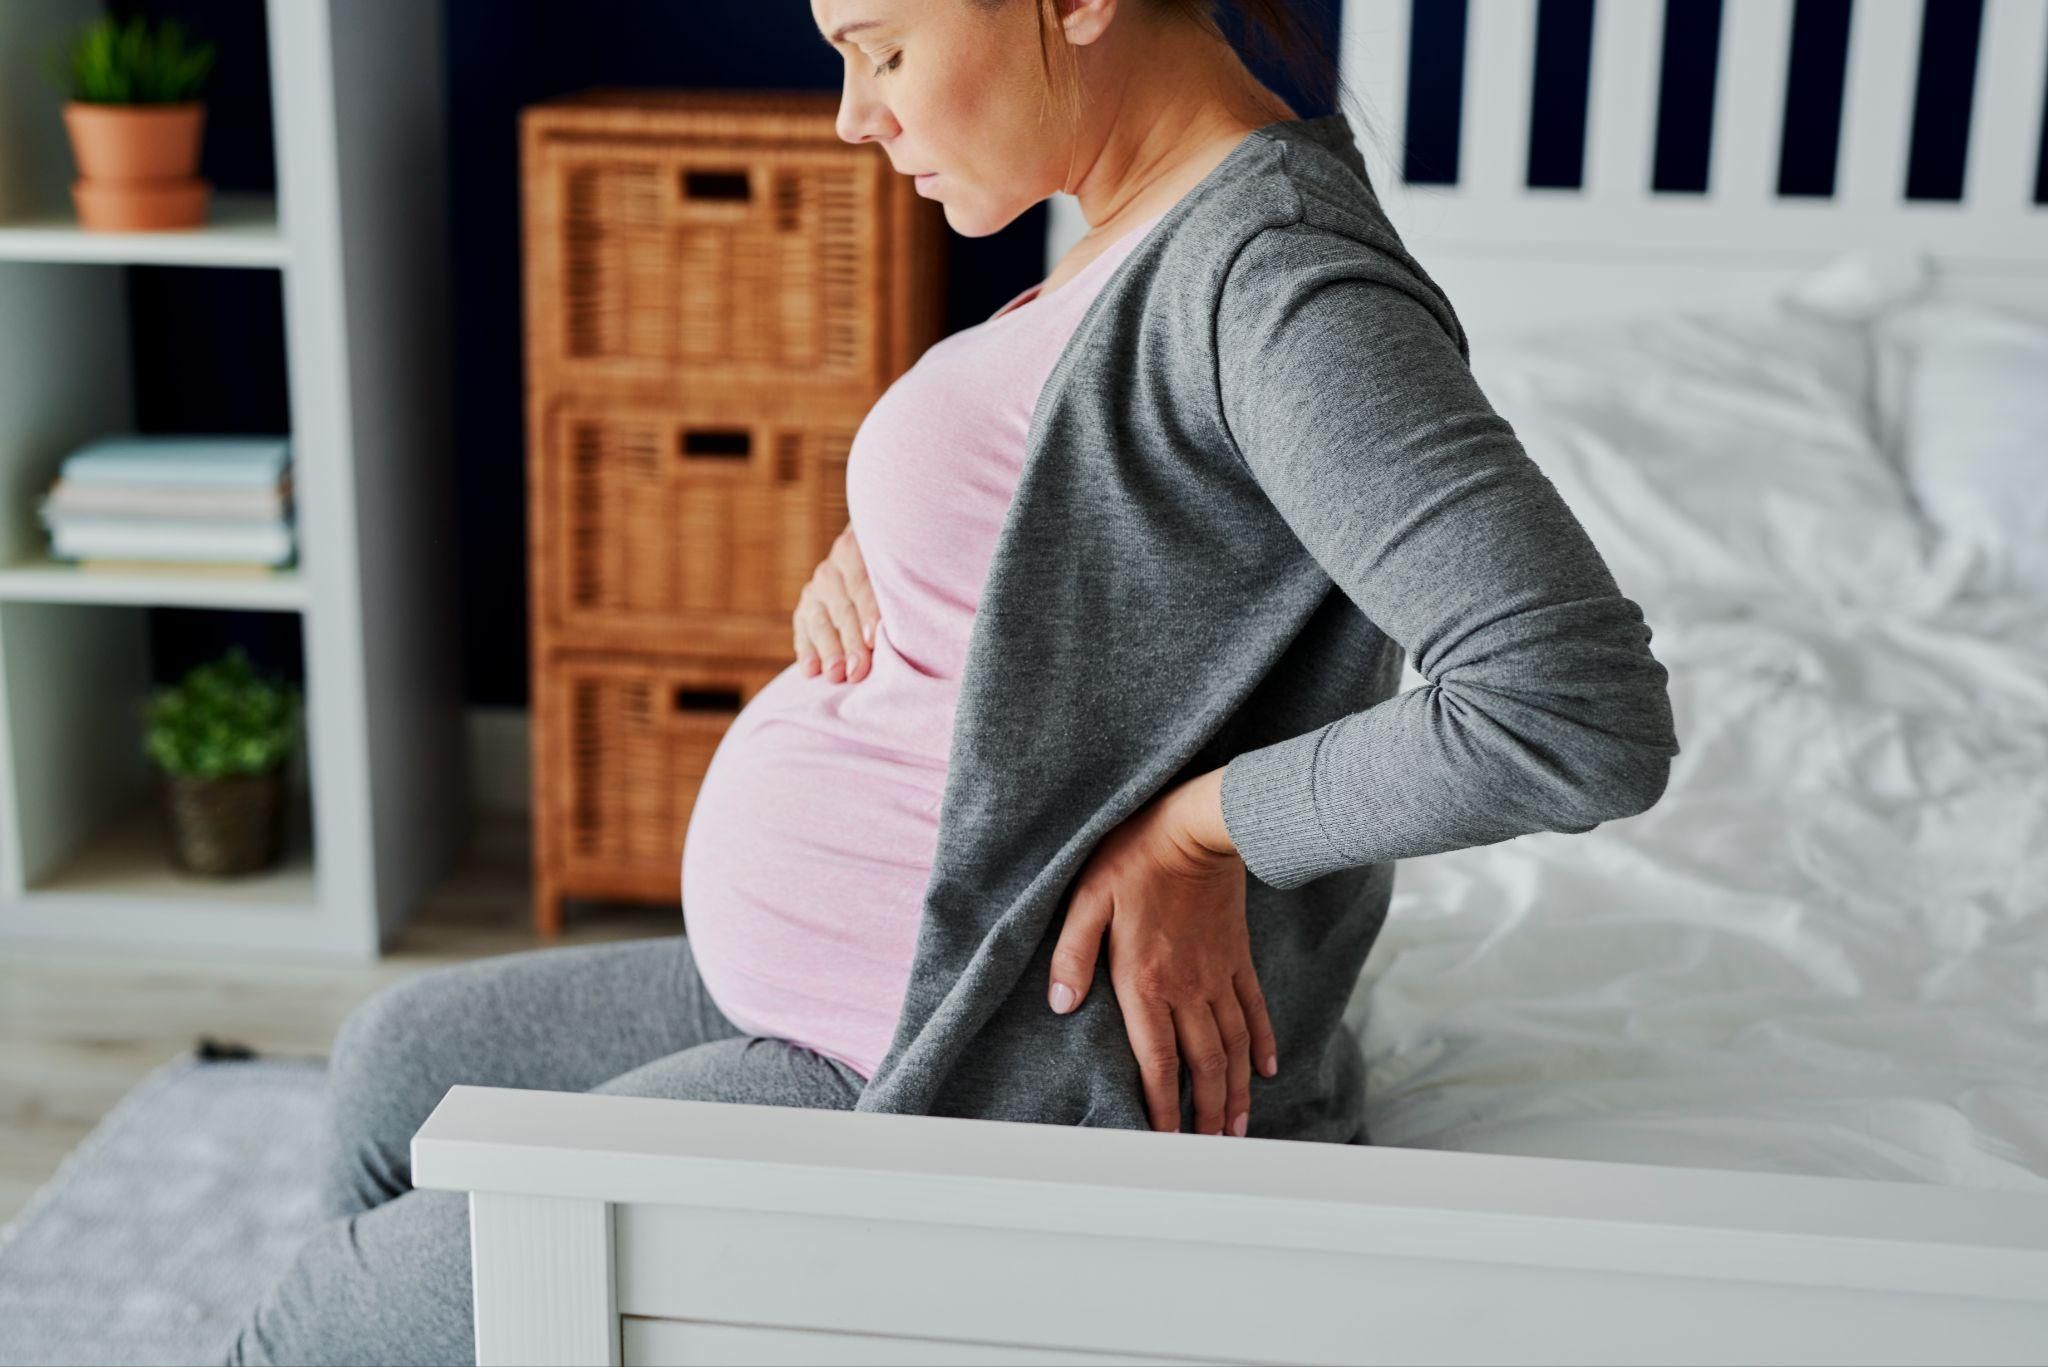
[1349,258,2048,1190]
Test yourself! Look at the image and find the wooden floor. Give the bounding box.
[0,812,681,1225]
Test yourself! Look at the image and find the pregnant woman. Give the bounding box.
[222,0,1679,1361]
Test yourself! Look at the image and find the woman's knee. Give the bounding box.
[216,1187,476,1366]
[322,970,475,1217]
[330,970,446,1093]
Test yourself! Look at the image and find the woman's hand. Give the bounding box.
[793,522,881,684]
[1047,768,1278,1137]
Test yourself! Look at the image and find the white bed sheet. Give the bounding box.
[1349,290,2048,1191]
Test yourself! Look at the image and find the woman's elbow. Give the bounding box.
[1558,696,1681,828]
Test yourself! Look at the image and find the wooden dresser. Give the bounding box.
[520,90,946,936]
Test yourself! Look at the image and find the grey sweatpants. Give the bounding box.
[214,934,864,1366]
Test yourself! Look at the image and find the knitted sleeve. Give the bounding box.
[1212,220,1681,890]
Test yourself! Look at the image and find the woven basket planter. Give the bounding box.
[161,768,285,876]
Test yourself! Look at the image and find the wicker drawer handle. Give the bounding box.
[679,429,751,462]
[674,686,743,714]
[682,169,751,202]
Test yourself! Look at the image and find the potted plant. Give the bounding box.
[42,14,217,232]
[143,647,301,876]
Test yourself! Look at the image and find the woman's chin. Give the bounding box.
[941,197,1037,241]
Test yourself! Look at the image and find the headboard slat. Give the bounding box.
[1838,0,1928,207]
[1968,0,2048,211]
[1710,0,1799,204]
[1342,0,1413,202]
[1462,0,1541,201]
[1584,0,1665,202]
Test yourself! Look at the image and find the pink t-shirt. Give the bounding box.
[680,210,1166,1078]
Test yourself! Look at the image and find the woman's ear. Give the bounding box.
[1060,0,1121,49]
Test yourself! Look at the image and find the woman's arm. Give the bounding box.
[1211,221,1681,891]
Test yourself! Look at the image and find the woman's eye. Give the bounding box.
[871,51,901,77]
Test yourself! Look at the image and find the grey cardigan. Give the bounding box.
[851,112,1682,1143]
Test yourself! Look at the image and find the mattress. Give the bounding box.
[1349,258,2048,1191]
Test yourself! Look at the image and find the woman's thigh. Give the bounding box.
[217,1033,864,1367]
[322,933,737,1218]
[590,1034,865,1109]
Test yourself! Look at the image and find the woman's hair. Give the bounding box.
[972,0,1372,146]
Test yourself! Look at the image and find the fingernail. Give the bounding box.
[1231,1112,1248,1137]
[863,621,876,646]
[1262,1054,1278,1077]
[1049,982,1076,1014]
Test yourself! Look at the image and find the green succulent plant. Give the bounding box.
[143,647,300,779]
[44,14,217,105]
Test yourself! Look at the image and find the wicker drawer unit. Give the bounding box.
[523,90,944,935]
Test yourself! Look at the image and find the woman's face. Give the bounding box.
[813,0,1096,237]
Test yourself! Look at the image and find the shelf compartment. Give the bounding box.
[0,555,306,611]
[0,193,287,270]
[0,601,317,927]
[24,788,315,911]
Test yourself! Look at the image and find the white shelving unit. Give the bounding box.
[0,0,464,961]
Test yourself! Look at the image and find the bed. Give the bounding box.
[413,1,2048,1361]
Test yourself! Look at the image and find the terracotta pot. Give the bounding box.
[162,768,285,876]
[63,101,205,180]
[71,177,212,232]
[62,101,212,231]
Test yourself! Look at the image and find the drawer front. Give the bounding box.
[538,651,785,899]
[536,400,855,653]
[529,141,890,398]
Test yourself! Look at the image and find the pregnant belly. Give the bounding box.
[679,665,946,1079]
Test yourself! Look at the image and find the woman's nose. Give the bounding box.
[836,84,897,148]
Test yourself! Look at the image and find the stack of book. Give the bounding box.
[38,436,295,570]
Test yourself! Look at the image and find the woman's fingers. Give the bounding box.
[1237,970,1279,1079]
[817,587,867,682]
[1047,891,1109,1015]
[1174,1003,1229,1136]
[1126,997,1182,1133]
[796,559,868,684]
[797,597,842,678]
[793,598,831,676]
[792,614,819,675]
[1212,992,1253,1137]
[832,527,882,651]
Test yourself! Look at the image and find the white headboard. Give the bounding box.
[1047,0,2048,342]
[1343,0,2048,340]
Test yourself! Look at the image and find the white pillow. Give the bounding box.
[1871,301,2048,601]
[1780,247,1933,325]
[1469,284,1937,617]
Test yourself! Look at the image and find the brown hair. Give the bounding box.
[975,0,1372,144]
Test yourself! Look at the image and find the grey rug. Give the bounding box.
[0,1041,330,1366]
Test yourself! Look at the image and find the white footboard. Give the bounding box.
[411,1085,2048,1366]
